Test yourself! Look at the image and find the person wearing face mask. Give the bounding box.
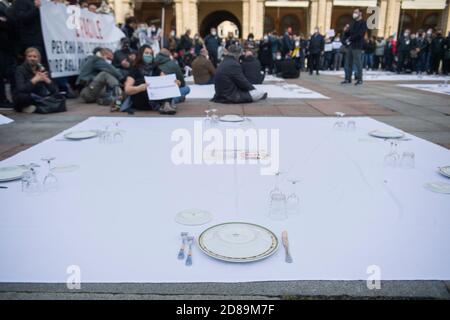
[164,29,179,53]
[258,34,273,74]
[332,33,343,71]
[124,45,176,114]
[414,30,428,74]
[308,27,324,75]
[396,29,414,73]
[204,28,221,67]
[113,38,135,78]
[179,29,193,54]
[244,33,256,51]
[430,29,445,75]
[77,48,123,106]
[213,45,267,104]
[342,9,367,85]
[191,48,215,85]
[154,48,190,104]
[14,47,59,113]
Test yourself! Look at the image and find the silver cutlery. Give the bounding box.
[177,232,188,260]
[282,231,293,263]
[185,236,194,266]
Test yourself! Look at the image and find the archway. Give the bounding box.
[199,10,242,38]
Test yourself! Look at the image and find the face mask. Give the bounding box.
[295,41,299,46]
[427,31,432,36]
[211,31,217,36]
[249,38,253,41]
[353,13,359,19]
[314,30,319,34]
[106,59,112,64]
[263,36,268,41]
[276,56,281,60]
[143,54,153,64]
[404,33,409,37]
[170,31,175,36]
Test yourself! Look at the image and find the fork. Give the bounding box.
[282,231,293,263]
[185,236,194,266]
[177,232,188,260]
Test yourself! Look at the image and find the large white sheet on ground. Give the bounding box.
[321,70,450,81]
[0,117,450,283]
[0,114,13,125]
[397,84,450,96]
[188,84,328,99]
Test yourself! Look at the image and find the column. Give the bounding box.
[316,0,327,32]
[174,0,198,36]
[189,0,199,35]
[114,0,125,24]
[324,0,333,33]
[440,2,450,35]
[309,0,319,34]
[377,0,388,37]
[384,0,401,38]
[242,0,250,38]
[174,0,184,36]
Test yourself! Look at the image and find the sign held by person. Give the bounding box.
[145,74,181,100]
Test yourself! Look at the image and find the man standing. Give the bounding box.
[397,29,413,74]
[342,8,367,85]
[204,28,221,67]
[308,27,324,75]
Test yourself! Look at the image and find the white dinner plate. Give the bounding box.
[438,166,450,178]
[0,166,27,182]
[423,182,450,194]
[175,209,213,226]
[63,130,98,140]
[219,115,244,122]
[198,222,279,263]
[368,129,405,139]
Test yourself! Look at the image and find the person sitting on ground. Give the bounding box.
[212,44,267,104]
[113,38,135,78]
[124,45,178,114]
[14,47,59,113]
[76,48,123,106]
[274,51,300,79]
[191,48,215,85]
[241,49,265,84]
[154,48,190,103]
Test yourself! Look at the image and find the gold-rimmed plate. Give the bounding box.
[198,222,279,263]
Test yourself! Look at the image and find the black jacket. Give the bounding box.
[11,0,44,49]
[241,56,264,84]
[274,58,299,79]
[309,33,325,54]
[431,35,445,55]
[213,56,255,104]
[15,61,58,96]
[204,34,221,56]
[258,40,273,66]
[282,32,293,54]
[179,34,193,51]
[346,19,367,50]
[397,36,414,53]
[0,1,15,53]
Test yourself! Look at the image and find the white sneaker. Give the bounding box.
[250,89,267,101]
[22,105,37,113]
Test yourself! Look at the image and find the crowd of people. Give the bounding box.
[0,1,450,114]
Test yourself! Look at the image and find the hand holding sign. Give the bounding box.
[144,74,181,100]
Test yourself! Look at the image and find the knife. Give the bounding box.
[282,231,293,263]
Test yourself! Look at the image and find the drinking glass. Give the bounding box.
[269,192,287,221]
[347,120,356,131]
[269,171,284,197]
[400,151,415,169]
[42,157,58,191]
[286,179,300,215]
[112,121,123,143]
[23,167,41,195]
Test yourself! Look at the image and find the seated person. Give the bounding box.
[124,45,180,115]
[241,49,265,84]
[113,38,135,78]
[14,47,59,113]
[76,48,124,106]
[274,52,300,79]
[212,45,267,104]
[191,48,215,85]
[154,48,190,103]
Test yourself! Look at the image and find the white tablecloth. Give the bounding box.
[1,116,450,283]
[398,84,450,96]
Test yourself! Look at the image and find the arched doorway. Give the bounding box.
[199,10,242,38]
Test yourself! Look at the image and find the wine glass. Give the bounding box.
[384,141,400,167]
[269,171,284,197]
[286,179,300,215]
[400,151,415,169]
[269,193,287,221]
[333,112,346,130]
[42,157,58,191]
[347,120,356,131]
[23,167,41,195]
[112,121,123,143]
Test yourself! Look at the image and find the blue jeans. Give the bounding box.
[363,53,374,69]
[173,86,190,104]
